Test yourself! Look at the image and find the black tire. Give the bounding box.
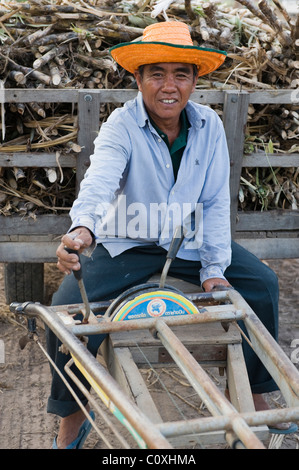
[4,263,44,304]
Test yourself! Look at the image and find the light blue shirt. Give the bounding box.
[70,92,231,284]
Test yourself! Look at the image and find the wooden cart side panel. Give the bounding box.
[76,90,101,191]
[0,89,298,261]
[222,91,250,237]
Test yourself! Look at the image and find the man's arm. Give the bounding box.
[198,113,232,286]
[56,114,131,274]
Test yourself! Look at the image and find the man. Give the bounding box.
[47,21,296,449]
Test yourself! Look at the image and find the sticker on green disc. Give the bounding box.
[112,290,199,322]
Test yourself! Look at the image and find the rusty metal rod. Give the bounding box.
[68,305,244,336]
[49,289,232,316]
[14,302,172,449]
[228,289,299,408]
[154,319,266,449]
[36,339,118,449]
[157,407,299,437]
[64,358,131,449]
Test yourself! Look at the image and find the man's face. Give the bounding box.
[134,63,197,126]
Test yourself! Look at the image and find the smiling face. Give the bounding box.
[134,62,198,131]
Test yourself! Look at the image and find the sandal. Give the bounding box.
[53,410,95,449]
[268,422,298,435]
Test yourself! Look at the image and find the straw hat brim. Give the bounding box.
[110,41,227,76]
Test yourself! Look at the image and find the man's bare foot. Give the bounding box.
[55,406,90,449]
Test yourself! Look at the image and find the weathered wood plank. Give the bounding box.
[242,153,299,168]
[3,88,297,106]
[76,90,100,190]
[226,344,255,413]
[114,347,163,424]
[98,89,137,103]
[235,237,299,259]
[3,88,226,104]
[236,210,299,231]
[110,323,241,349]
[0,214,70,235]
[248,90,299,104]
[0,152,76,167]
[3,88,79,103]
[100,339,135,401]
[0,235,62,242]
[0,242,58,262]
[222,91,250,237]
[191,90,225,104]
[97,89,225,104]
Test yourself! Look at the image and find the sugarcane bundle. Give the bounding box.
[239,166,299,211]
[0,1,297,90]
[0,0,298,215]
[0,0,142,158]
[0,166,76,216]
[1,1,298,137]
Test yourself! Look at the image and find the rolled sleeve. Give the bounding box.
[199,264,227,285]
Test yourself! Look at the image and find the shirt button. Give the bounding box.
[166,164,170,168]
[158,138,162,142]
[171,190,175,195]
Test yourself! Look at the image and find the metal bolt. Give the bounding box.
[84,94,92,102]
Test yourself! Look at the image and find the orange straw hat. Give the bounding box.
[110,21,226,76]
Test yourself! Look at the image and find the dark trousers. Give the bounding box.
[46,241,279,417]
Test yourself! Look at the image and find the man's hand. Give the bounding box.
[56,227,94,275]
[202,277,232,292]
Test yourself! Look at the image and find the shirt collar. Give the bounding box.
[136,91,150,128]
[149,108,189,152]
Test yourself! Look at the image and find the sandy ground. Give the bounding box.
[0,259,298,450]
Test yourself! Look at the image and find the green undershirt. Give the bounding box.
[150,109,189,180]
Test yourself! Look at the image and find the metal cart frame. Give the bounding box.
[11,286,299,449]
